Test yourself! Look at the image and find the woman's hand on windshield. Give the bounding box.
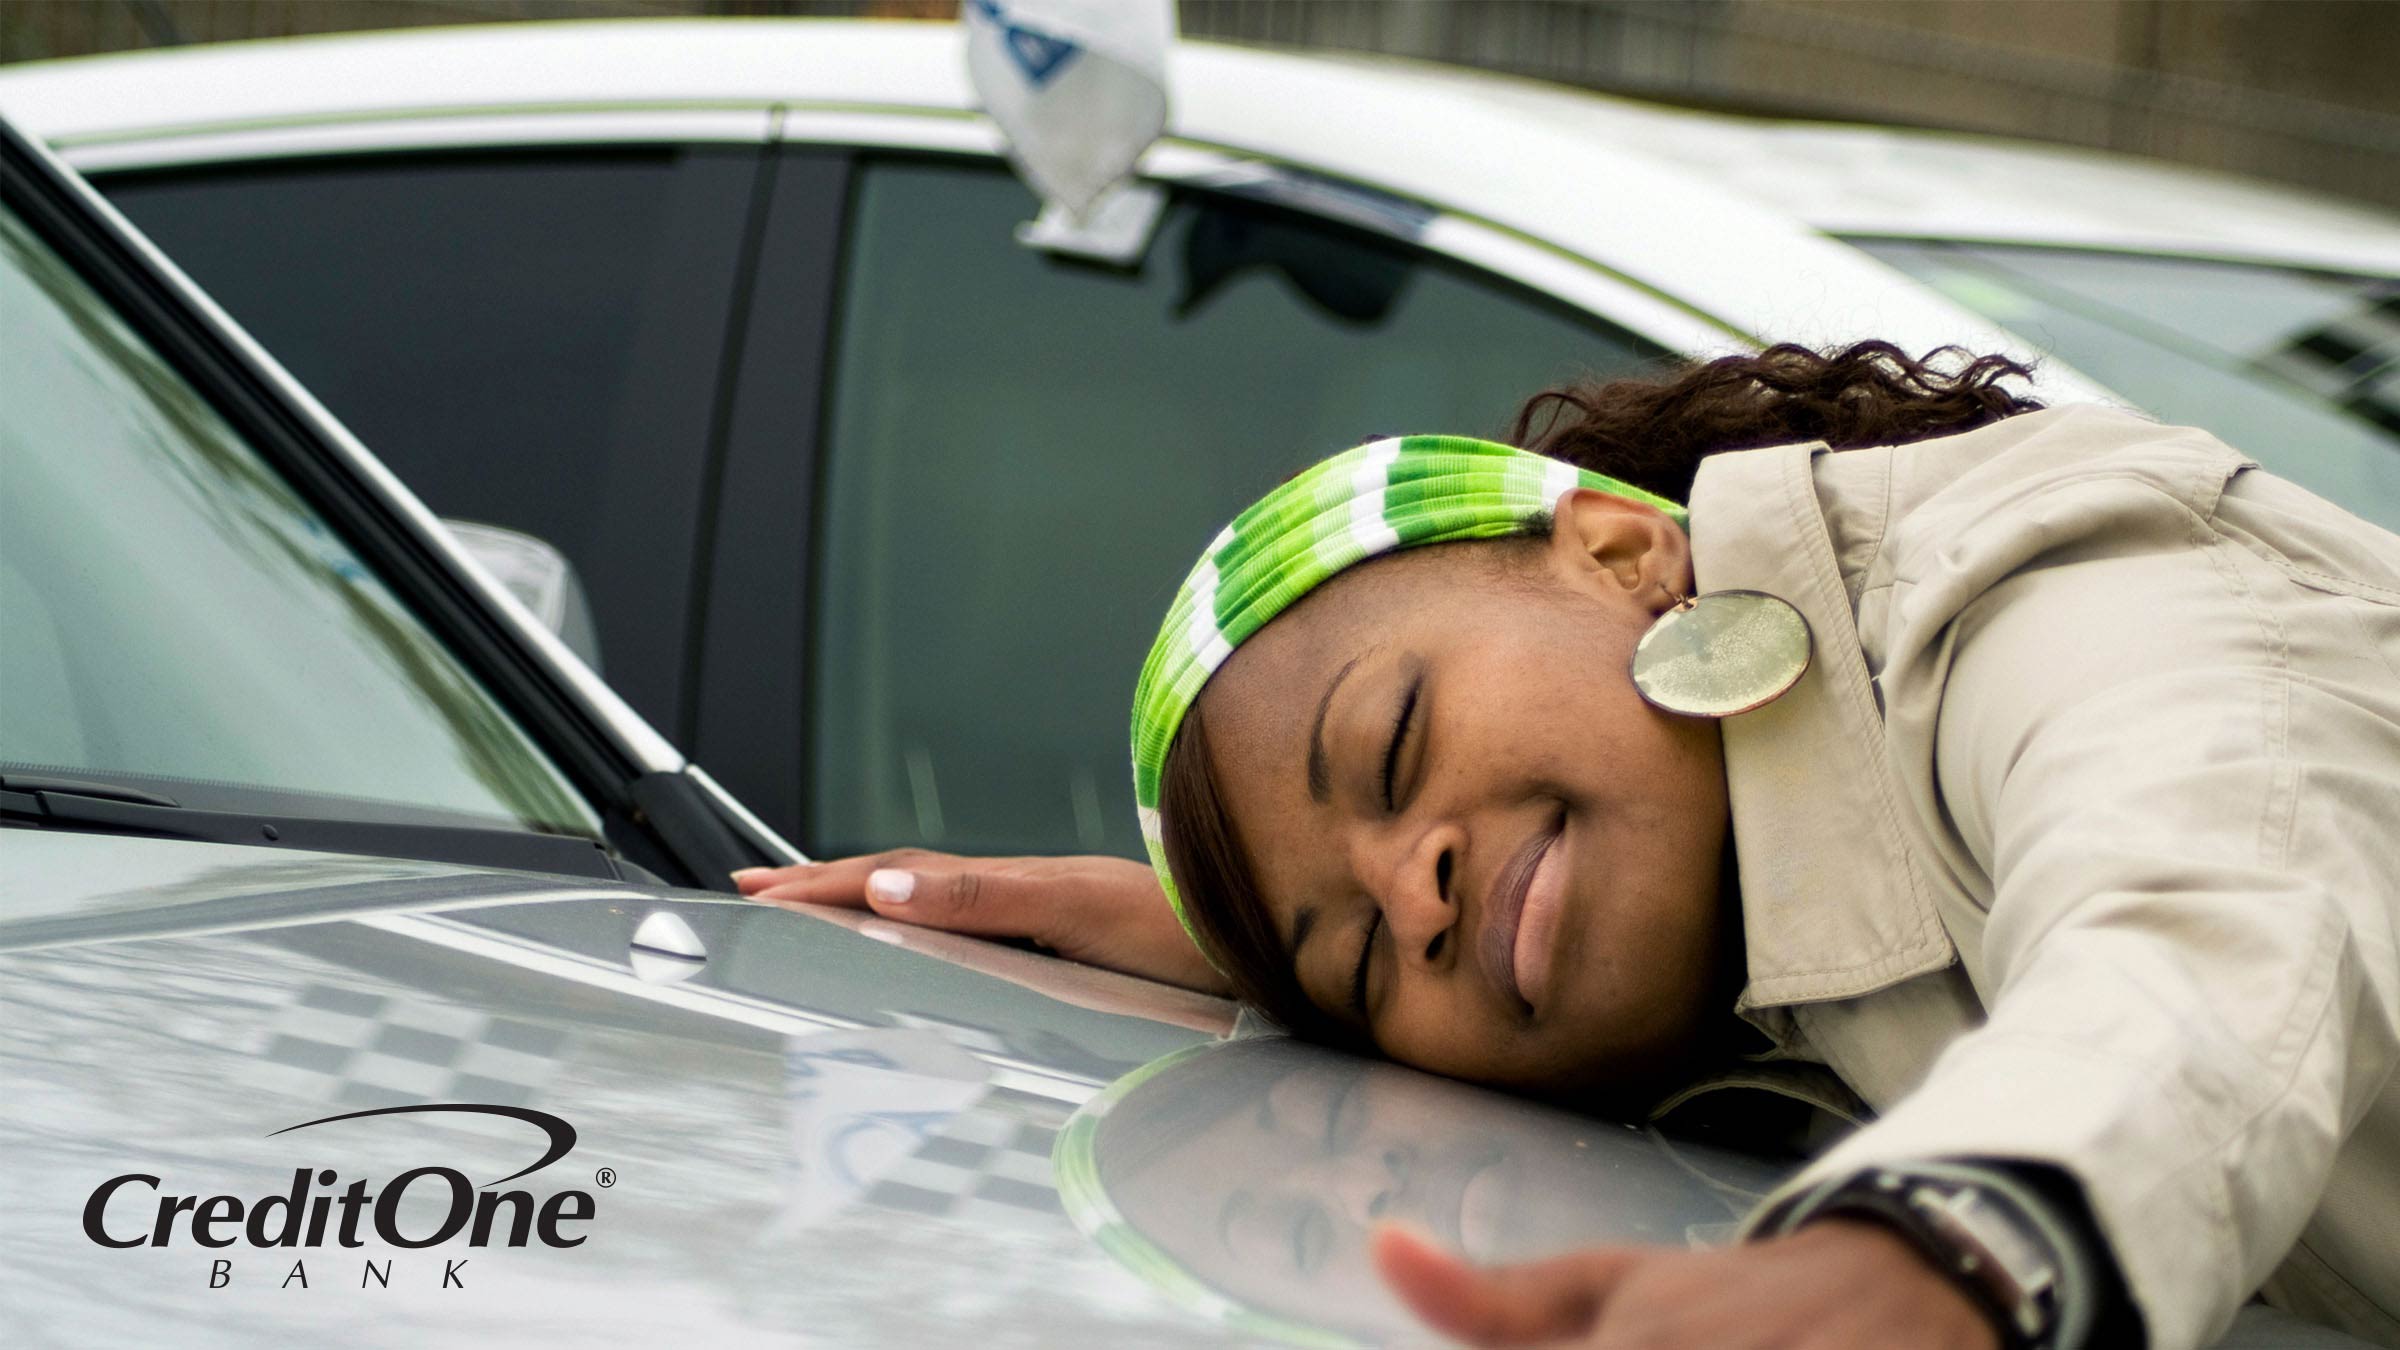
[734,851,1231,998]
[1371,1221,1999,1350]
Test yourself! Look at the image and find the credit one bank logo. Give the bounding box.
[82,1104,603,1289]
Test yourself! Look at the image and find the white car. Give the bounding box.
[2,18,2392,875]
[5,109,2377,1347]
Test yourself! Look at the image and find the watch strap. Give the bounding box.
[1755,1160,2101,1350]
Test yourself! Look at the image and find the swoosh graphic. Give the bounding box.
[268,1103,577,1187]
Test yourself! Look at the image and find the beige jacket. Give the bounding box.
[1689,405,2400,1350]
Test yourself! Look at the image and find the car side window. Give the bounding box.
[809,157,1668,860]
[1854,238,2400,534]
[100,147,764,735]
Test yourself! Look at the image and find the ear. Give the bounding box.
[1545,487,1692,612]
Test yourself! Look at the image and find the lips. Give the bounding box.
[1478,814,1563,1013]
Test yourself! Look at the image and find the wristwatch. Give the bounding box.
[1757,1162,2096,1350]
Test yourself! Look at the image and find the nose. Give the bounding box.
[1327,1147,1411,1227]
[1364,823,1461,969]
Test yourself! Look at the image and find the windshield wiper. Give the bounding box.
[0,773,627,882]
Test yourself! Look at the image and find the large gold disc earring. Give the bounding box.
[1629,589,1812,717]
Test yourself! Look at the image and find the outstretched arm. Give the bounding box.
[735,850,1231,997]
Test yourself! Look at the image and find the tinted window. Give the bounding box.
[0,198,598,838]
[1856,239,2400,533]
[810,160,1666,859]
[102,148,762,733]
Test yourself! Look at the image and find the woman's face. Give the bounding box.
[1192,489,1734,1097]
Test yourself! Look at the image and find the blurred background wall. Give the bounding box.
[5,0,2395,212]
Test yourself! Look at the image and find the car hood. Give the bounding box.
[0,829,1788,1346]
[0,830,1792,1344]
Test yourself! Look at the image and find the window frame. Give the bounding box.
[688,143,855,843]
[762,108,1751,358]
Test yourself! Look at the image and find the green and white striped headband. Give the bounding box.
[1130,435,1689,959]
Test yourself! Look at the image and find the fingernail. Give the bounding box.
[866,869,916,904]
[730,868,769,883]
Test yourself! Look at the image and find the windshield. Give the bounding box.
[1852,239,2400,534]
[0,200,601,838]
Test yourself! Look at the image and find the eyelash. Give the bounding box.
[1377,680,1419,813]
[1354,680,1419,1020]
[1349,910,1381,1018]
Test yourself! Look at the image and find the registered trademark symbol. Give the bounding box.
[594,1168,617,1188]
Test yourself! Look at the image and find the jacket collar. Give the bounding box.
[1688,442,1957,1014]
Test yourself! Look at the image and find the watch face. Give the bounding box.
[1798,1170,2061,1346]
[1897,1177,2061,1343]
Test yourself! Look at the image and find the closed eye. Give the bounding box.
[1378,679,1419,813]
[1349,910,1381,1019]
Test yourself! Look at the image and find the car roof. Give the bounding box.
[1322,50,2400,276]
[0,17,2193,403]
[4,17,2393,282]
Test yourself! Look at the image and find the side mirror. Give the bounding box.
[442,519,603,673]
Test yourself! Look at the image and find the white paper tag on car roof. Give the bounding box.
[965,0,1175,221]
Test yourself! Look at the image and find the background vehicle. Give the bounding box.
[2,18,2393,877]
[1444,77,2400,475]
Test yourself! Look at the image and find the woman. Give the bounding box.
[741,344,2400,1350]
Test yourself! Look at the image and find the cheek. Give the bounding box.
[1374,987,1517,1084]
[1560,793,1729,1072]
[1584,867,1720,1030]
[1457,607,1649,768]
[1374,984,1602,1091]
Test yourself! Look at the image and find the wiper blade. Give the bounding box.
[0,772,180,808]
[0,775,624,882]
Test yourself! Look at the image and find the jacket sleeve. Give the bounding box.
[1751,467,2400,1350]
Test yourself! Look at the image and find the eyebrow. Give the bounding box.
[1306,654,1366,805]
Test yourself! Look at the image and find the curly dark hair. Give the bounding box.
[1512,340,2042,499]
[1161,341,2044,1050]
